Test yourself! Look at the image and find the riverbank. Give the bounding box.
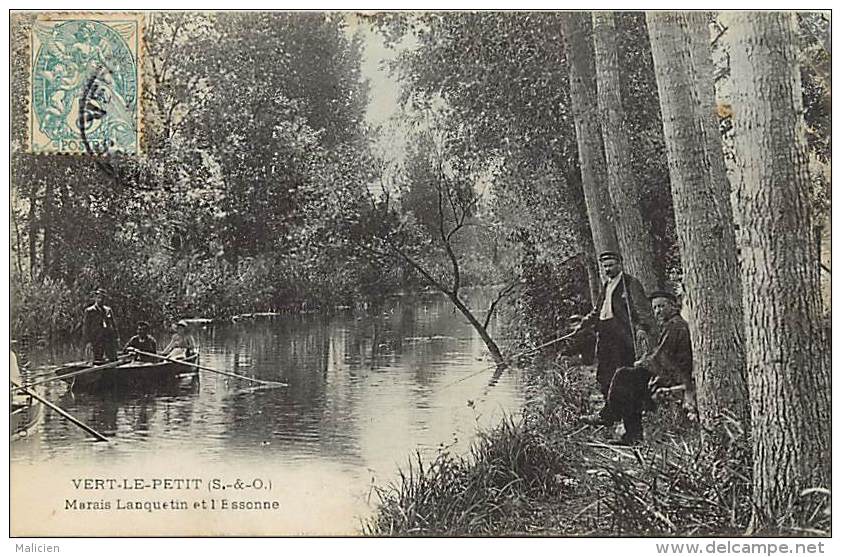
[10,281,459,344]
[364,358,830,536]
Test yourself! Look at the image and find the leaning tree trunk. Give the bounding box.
[645,12,749,431]
[592,12,660,292]
[561,12,620,260]
[450,293,504,364]
[725,11,831,531]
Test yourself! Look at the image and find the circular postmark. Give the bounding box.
[79,63,121,156]
[31,19,139,155]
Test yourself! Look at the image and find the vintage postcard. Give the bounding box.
[8,9,831,542]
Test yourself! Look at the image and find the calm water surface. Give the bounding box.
[12,293,524,534]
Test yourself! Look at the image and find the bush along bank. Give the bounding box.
[364,358,831,536]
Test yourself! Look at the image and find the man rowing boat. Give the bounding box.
[123,321,159,362]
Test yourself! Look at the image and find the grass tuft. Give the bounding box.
[364,415,574,535]
[595,425,753,536]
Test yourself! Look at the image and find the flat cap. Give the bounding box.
[648,289,678,304]
[598,251,622,262]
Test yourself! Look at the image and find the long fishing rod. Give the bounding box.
[440,330,580,390]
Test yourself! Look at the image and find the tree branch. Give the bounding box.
[389,240,452,296]
[483,281,519,330]
[710,24,728,49]
[160,15,187,85]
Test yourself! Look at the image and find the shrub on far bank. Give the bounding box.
[11,277,80,340]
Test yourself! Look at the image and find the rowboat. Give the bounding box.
[55,353,200,391]
[11,391,43,439]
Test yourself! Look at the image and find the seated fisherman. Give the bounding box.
[601,289,695,445]
[123,321,158,362]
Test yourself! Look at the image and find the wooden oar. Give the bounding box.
[127,348,287,387]
[10,356,133,394]
[11,380,109,442]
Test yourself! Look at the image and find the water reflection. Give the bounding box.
[12,292,524,533]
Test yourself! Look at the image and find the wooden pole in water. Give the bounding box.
[127,348,287,387]
[11,380,109,442]
[10,356,133,394]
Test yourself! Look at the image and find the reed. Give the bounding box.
[592,414,829,536]
[594,429,752,536]
[364,416,573,535]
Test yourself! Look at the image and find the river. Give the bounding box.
[11,291,525,535]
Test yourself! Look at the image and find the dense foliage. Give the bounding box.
[10,10,830,357]
[376,12,678,353]
[10,13,397,340]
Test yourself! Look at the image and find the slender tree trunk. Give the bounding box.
[10,203,25,279]
[40,178,54,281]
[561,12,620,259]
[583,252,600,304]
[725,11,831,530]
[592,12,660,292]
[646,12,749,430]
[27,181,38,281]
[450,293,504,364]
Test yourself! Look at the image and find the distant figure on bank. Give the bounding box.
[574,251,656,424]
[83,288,120,362]
[124,321,159,362]
[161,320,197,359]
[601,289,695,445]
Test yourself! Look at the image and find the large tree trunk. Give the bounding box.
[561,12,620,260]
[592,12,660,292]
[725,11,831,531]
[565,167,601,303]
[645,12,749,430]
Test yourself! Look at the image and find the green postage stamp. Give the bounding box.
[29,13,143,154]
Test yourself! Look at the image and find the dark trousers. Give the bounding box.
[91,332,118,362]
[607,366,654,440]
[595,318,636,397]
